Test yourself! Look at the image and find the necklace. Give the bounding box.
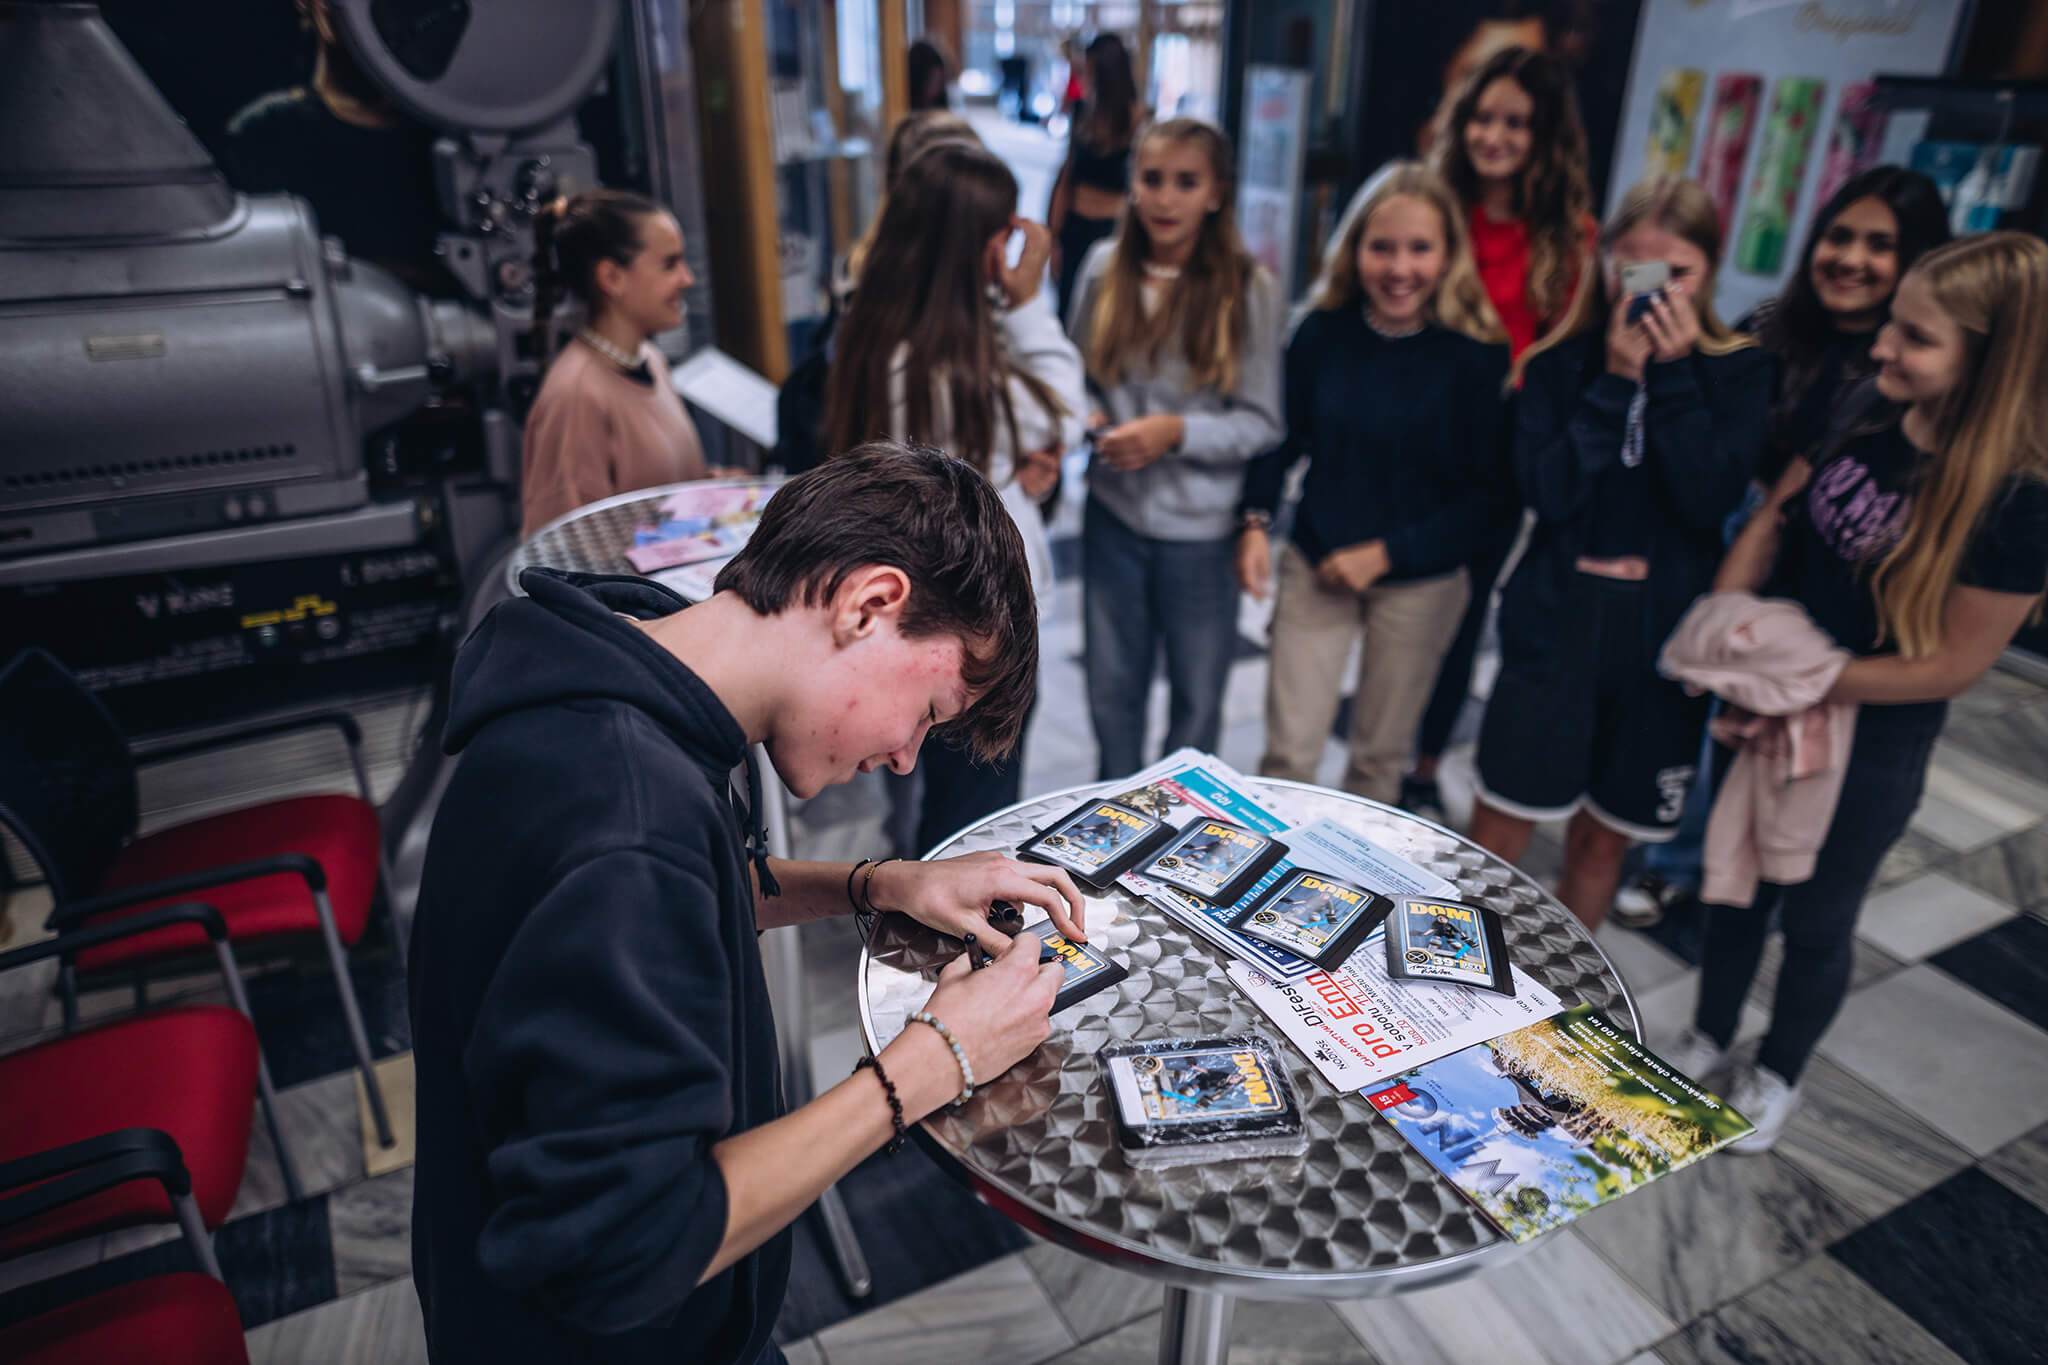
[577,326,642,370]
[1142,261,1182,281]
[1363,306,1424,339]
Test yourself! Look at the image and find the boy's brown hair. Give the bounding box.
[713,441,1039,761]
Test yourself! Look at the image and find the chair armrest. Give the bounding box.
[132,711,363,768]
[0,903,229,978]
[51,854,325,930]
[0,1129,192,1234]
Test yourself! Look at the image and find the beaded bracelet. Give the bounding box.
[854,1054,907,1155]
[908,1010,975,1105]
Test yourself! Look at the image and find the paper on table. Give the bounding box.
[1227,942,1564,1092]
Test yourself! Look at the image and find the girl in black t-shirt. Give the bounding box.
[1672,231,2048,1152]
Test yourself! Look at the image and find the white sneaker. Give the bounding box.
[1660,1026,1733,1089]
[1725,1063,1801,1154]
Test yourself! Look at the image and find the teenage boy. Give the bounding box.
[409,443,1087,1365]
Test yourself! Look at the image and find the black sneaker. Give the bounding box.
[1398,774,1446,823]
[1611,873,1693,929]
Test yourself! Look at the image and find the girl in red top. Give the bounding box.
[1401,45,1597,820]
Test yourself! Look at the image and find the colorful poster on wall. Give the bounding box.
[1609,0,1968,322]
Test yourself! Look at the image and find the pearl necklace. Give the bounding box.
[577,326,642,370]
[1142,261,1183,282]
[1363,306,1423,339]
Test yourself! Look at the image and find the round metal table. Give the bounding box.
[858,778,1640,1365]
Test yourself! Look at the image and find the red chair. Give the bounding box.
[0,903,295,1232]
[0,648,397,1150]
[0,1130,249,1365]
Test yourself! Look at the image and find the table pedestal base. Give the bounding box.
[1157,1287,1235,1365]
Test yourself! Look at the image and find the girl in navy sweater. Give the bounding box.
[1238,162,1509,803]
[1468,176,1773,928]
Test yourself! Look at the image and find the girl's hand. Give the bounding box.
[996,216,1055,308]
[1093,414,1185,471]
[889,935,1064,1114]
[1639,282,1699,364]
[1604,292,1652,382]
[871,849,1089,950]
[1317,541,1389,595]
[1236,526,1273,599]
[1017,443,1062,501]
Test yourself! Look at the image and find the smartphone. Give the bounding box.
[1621,261,1671,322]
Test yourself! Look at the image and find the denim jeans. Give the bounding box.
[1083,497,1240,781]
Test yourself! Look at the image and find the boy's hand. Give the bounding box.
[873,850,1089,949]
[891,935,1062,1114]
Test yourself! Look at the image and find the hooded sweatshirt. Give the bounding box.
[409,568,786,1365]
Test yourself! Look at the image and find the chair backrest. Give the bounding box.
[0,649,139,902]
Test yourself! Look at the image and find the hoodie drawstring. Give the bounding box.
[741,747,782,898]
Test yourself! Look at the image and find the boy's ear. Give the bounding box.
[831,564,913,646]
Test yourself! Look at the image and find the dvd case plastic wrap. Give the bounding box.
[1096,1033,1308,1168]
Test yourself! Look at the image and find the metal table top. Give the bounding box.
[505,477,782,590]
[857,779,1640,1300]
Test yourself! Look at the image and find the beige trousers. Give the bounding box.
[1258,542,1470,803]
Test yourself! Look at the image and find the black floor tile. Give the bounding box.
[1829,1165,2048,1365]
[244,951,410,1089]
[772,1139,1029,1343]
[1931,915,2048,1035]
[214,1195,336,1329]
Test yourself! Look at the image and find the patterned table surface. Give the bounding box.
[505,477,781,586]
[858,779,1641,1299]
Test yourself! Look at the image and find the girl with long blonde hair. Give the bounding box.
[1068,118,1284,779]
[1468,175,1773,924]
[1236,162,1510,803]
[1673,231,2048,1149]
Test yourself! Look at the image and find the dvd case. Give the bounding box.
[1097,1033,1308,1167]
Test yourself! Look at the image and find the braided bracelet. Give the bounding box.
[908,1010,975,1105]
[854,1054,907,1155]
[860,857,898,914]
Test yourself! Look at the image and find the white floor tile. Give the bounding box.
[1630,970,1770,1060]
[1854,872,2015,962]
[1909,790,2014,854]
[1335,1228,1675,1365]
[1818,964,2048,1156]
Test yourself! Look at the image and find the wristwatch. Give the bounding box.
[1239,509,1272,533]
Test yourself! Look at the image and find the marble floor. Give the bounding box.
[3,488,2046,1363]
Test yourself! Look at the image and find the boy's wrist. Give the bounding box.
[878,1024,958,1122]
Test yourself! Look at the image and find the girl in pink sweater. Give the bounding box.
[520,190,708,538]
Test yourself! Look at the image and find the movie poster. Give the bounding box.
[1610,0,1968,322]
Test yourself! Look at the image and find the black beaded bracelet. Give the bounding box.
[854,1054,906,1155]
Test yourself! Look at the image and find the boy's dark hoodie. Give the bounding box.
[409,569,787,1365]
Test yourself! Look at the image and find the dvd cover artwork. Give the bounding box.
[1098,1033,1308,1167]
